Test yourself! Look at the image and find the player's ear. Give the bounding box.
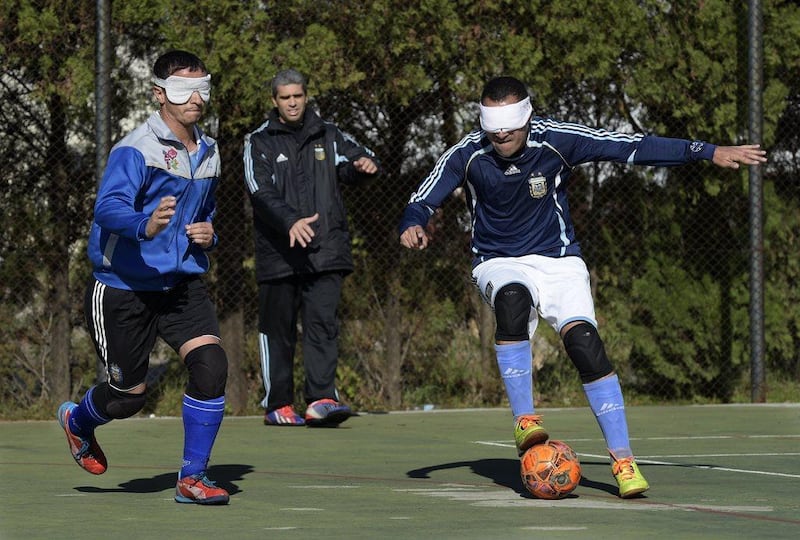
[153,86,166,105]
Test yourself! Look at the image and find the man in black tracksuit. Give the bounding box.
[243,69,379,427]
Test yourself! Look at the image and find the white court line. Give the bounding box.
[288,485,360,489]
[395,487,773,512]
[560,434,800,442]
[643,452,800,458]
[580,452,800,479]
[475,441,520,449]
[523,526,589,531]
[474,439,800,479]
[476,434,800,448]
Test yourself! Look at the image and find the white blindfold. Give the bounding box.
[152,74,211,104]
[479,96,532,133]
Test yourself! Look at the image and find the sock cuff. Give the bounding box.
[582,372,619,391]
[494,340,530,353]
[182,394,225,411]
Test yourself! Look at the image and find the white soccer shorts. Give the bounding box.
[471,254,598,337]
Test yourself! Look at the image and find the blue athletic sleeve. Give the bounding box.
[398,132,477,235]
[632,136,716,165]
[93,146,152,241]
[539,119,716,167]
[398,202,436,234]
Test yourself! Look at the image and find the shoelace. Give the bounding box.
[518,415,543,429]
[184,475,217,487]
[199,476,217,486]
[613,457,636,480]
[75,439,91,458]
[70,430,95,459]
[276,406,299,418]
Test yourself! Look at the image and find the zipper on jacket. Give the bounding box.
[170,146,195,271]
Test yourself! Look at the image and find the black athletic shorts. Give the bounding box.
[84,275,220,391]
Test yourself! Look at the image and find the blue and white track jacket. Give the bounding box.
[399,117,716,265]
[88,112,221,291]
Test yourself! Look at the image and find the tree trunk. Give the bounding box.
[220,309,247,413]
[46,94,71,402]
[214,124,248,414]
[384,278,403,409]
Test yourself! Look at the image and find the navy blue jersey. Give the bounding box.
[399,116,715,264]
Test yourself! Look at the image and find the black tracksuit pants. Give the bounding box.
[258,271,344,412]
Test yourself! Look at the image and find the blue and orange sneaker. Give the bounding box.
[175,473,230,505]
[305,398,351,427]
[264,404,305,426]
[57,401,107,475]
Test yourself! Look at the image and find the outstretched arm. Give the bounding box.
[712,144,767,169]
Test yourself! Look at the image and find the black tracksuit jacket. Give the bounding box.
[243,108,378,282]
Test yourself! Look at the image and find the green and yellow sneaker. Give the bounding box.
[611,453,650,498]
[514,414,549,456]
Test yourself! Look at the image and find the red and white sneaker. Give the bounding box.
[175,474,230,505]
[57,402,107,475]
[264,404,305,426]
[305,398,352,427]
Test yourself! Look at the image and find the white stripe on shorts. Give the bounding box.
[91,280,109,365]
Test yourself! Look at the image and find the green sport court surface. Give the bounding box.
[2,404,799,539]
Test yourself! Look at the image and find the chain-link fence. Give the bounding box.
[2,1,799,418]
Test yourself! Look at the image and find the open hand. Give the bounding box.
[289,213,320,248]
[712,144,767,169]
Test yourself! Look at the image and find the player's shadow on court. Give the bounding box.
[575,459,630,497]
[407,458,622,498]
[74,463,253,496]
[408,458,529,496]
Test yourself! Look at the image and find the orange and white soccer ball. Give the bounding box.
[520,440,581,499]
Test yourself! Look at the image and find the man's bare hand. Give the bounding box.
[353,157,378,174]
[185,221,215,249]
[399,225,429,250]
[712,144,767,169]
[289,213,319,248]
[145,196,176,238]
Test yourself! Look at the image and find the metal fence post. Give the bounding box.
[748,0,766,402]
[95,0,111,384]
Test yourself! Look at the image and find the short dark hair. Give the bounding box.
[153,50,208,79]
[271,69,307,98]
[480,76,529,104]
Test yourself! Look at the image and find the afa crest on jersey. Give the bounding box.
[528,174,547,199]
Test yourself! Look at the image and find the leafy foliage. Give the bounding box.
[2,0,800,418]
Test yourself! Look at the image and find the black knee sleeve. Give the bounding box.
[185,343,228,400]
[562,322,614,383]
[494,283,533,341]
[93,382,147,419]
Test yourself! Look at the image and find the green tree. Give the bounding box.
[3,0,798,416]
[1,0,98,404]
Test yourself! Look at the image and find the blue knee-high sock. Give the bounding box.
[69,386,111,437]
[180,394,225,479]
[495,341,535,418]
[583,374,632,458]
